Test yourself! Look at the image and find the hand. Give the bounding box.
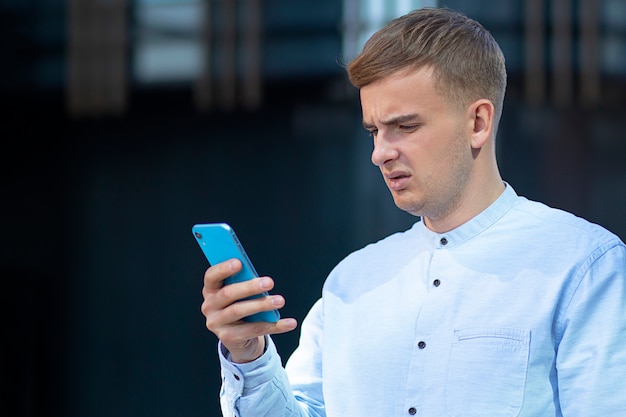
[201,259,298,363]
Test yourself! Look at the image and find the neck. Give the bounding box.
[423,164,505,234]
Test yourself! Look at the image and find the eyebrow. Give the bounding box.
[362,113,421,129]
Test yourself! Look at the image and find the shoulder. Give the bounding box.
[321,221,423,291]
[506,196,624,262]
[339,221,422,267]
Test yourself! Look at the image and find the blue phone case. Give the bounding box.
[192,223,280,323]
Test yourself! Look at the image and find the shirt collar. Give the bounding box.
[417,182,518,249]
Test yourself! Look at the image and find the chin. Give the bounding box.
[393,198,423,217]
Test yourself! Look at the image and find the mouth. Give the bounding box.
[384,171,411,191]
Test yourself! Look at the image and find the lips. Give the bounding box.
[384,170,411,191]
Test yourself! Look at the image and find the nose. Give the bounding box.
[371,134,398,167]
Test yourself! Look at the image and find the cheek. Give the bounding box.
[407,138,443,172]
[445,137,474,181]
[419,136,466,180]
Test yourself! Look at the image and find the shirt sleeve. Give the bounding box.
[556,241,626,415]
[217,299,326,417]
[218,335,293,416]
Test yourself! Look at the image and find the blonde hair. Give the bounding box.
[348,7,507,127]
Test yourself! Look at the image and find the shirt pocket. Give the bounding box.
[445,327,530,417]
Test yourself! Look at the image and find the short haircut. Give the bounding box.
[347,7,507,129]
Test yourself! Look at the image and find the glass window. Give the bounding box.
[133,0,205,84]
[342,0,438,62]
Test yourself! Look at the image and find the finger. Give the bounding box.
[223,293,283,322]
[270,318,298,335]
[203,259,242,291]
[204,294,284,339]
[218,275,274,304]
[202,276,277,326]
[216,317,299,345]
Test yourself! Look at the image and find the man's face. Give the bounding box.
[360,67,474,223]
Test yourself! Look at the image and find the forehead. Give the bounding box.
[359,67,449,122]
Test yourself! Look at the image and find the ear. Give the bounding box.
[468,99,495,150]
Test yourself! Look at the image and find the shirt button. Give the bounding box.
[433,279,441,287]
[233,374,240,381]
[440,237,448,246]
[408,407,417,415]
[418,341,426,349]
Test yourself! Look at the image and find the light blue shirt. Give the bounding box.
[218,184,626,416]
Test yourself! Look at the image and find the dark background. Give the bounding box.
[2,1,625,416]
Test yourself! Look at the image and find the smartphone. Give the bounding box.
[192,223,280,323]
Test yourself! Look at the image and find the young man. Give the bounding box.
[201,8,626,416]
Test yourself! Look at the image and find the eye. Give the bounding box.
[367,128,378,138]
[399,124,419,132]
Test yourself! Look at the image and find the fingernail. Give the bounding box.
[260,277,271,289]
[283,318,297,328]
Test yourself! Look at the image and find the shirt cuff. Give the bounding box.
[218,335,281,393]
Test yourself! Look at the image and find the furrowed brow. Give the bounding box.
[380,114,420,126]
[362,114,420,130]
